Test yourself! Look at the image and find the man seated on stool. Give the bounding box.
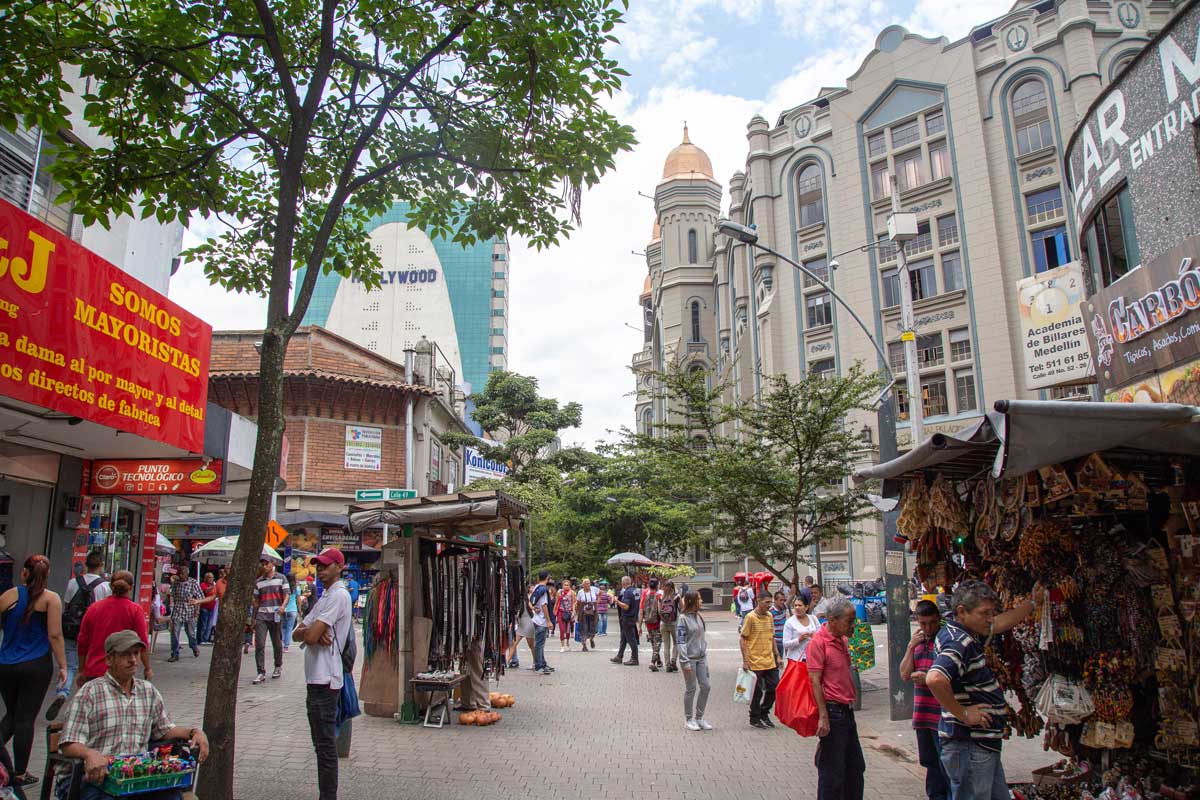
[56,630,210,799]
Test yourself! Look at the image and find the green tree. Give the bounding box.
[634,362,882,590]
[443,370,583,478]
[0,3,632,793]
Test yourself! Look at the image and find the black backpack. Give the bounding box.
[62,576,96,640]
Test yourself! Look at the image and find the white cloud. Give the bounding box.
[904,0,1014,41]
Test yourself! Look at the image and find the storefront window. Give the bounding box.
[1083,187,1140,287]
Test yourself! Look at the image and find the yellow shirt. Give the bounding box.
[741,609,777,671]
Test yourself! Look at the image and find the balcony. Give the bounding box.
[687,340,708,356]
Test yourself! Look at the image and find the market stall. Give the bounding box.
[855,400,1200,798]
[346,490,527,723]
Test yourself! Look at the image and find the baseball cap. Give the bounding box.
[310,548,345,567]
[105,630,146,655]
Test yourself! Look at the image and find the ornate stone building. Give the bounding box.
[633,0,1181,604]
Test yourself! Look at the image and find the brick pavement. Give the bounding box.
[21,613,1049,799]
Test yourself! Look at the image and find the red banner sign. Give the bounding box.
[138,496,160,621]
[0,201,211,451]
[89,458,224,495]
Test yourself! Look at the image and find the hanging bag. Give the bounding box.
[774,660,820,736]
[333,594,362,729]
[733,668,757,705]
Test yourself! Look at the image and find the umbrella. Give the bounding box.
[155,534,176,556]
[606,551,655,567]
[192,535,283,565]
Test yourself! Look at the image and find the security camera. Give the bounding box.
[829,259,841,271]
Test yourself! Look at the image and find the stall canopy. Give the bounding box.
[346,489,528,536]
[606,552,656,567]
[854,400,1200,492]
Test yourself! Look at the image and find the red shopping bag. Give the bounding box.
[775,660,820,736]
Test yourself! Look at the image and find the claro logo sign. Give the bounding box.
[1071,15,1200,219]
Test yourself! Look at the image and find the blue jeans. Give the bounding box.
[533,625,549,670]
[282,611,298,648]
[917,727,950,800]
[940,739,1007,800]
[598,612,608,635]
[170,616,197,657]
[58,640,80,698]
[196,607,213,644]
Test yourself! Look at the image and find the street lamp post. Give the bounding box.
[716,216,917,722]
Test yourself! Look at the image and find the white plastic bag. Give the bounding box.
[1035,673,1094,724]
[733,667,757,705]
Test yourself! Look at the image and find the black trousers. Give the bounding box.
[816,703,866,800]
[306,683,340,800]
[617,618,639,661]
[749,667,779,721]
[0,653,53,775]
[915,727,950,800]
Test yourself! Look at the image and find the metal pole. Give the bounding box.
[404,349,416,493]
[890,179,925,446]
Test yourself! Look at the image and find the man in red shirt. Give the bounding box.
[807,597,865,800]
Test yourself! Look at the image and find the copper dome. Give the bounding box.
[661,125,713,180]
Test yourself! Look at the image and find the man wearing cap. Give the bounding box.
[293,548,352,800]
[57,630,209,799]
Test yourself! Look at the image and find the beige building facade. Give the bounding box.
[633,0,1181,604]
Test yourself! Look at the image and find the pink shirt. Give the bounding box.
[806,624,856,705]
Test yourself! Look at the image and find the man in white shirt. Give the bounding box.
[575,578,600,651]
[48,550,112,719]
[293,548,352,800]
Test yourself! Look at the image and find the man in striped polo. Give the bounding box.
[900,600,949,800]
[926,580,1038,800]
[251,559,291,685]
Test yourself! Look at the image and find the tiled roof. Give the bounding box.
[209,369,437,395]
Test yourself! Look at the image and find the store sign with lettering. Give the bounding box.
[1083,235,1200,392]
[89,458,224,495]
[1016,262,1093,389]
[0,201,211,451]
[320,525,362,550]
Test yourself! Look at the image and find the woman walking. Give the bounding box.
[0,554,67,788]
[556,579,575,652]
[575,578,599,651]
[676,591,712,732]
[782,595,820,662]
[596,581,611,636]
[76,570,151,684]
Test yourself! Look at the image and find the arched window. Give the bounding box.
[687,229,698,263]
[641,407,653,435]
[690,300,702,342]
[796,163,824,228]
[687,363,707,412]
[1113,52,1136,78]
[1011,79,1052,155]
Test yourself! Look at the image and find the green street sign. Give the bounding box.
[387,489,417,500]
[354,489,385,502]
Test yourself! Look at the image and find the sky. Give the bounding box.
[167,0,1015,449]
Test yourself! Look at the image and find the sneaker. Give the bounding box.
[45,696,66,721]
[761,717,777,728]
[272,667,282,679]
[538,667,553,675]
[648,663,659,672]
[167,655,179,663]
[610,656,623,664]
[623,660,639,666]
[685,719,701,732]
[560,645,566,653]
[698,719,714,731]
[750,718,768,729]
[252,673,266,684]
[508,658,520,668]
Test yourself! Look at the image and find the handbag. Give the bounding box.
[733,668,757,705]
[337,671,361,729]
[775,660,820,736]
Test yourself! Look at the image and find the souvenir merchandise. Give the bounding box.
[100,749,196,796]
[892,448,1200,791]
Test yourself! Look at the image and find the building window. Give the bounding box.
[888,341,905,374]
[916,333,944,368]
[641,407,653,434]
[492,308,505,317]
[1026,187,1064,225]
[867,132,886,158]
[910,258,937,300]
[493,289,505,298]
[687,229,698,263]
[811,358,835,379]
[895,149,925,192]
[949,328,972,362]
[690,300,702,342]
[942,250,963,292]
[906,221,933,256]
[877,233,896,262]
[806,292,833,328]
[1050,384,1091,400]
[895,386,910,421]
[491,327,505,336]
[891,119,920,149]
[1083,187,1140,287]
[871,161,890,200]
[0,126,74,235]
[492,252,507,261]
[937,213,959,247]
[491,346,505,355]
[796,164,824,228]
[922,375,949,417]
[882,268,901,308]
[803,256,829,288]
[493,270,506,279]
[694,540,712,561]
[929,140,949,181]
[1012,79,1053,155]
[925,109,945,136]
[1032,225,1070,273]
[955,369,977,412]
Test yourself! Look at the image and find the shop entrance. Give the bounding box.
[89,497,144,577]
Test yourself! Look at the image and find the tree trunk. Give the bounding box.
[197,330,288,798]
